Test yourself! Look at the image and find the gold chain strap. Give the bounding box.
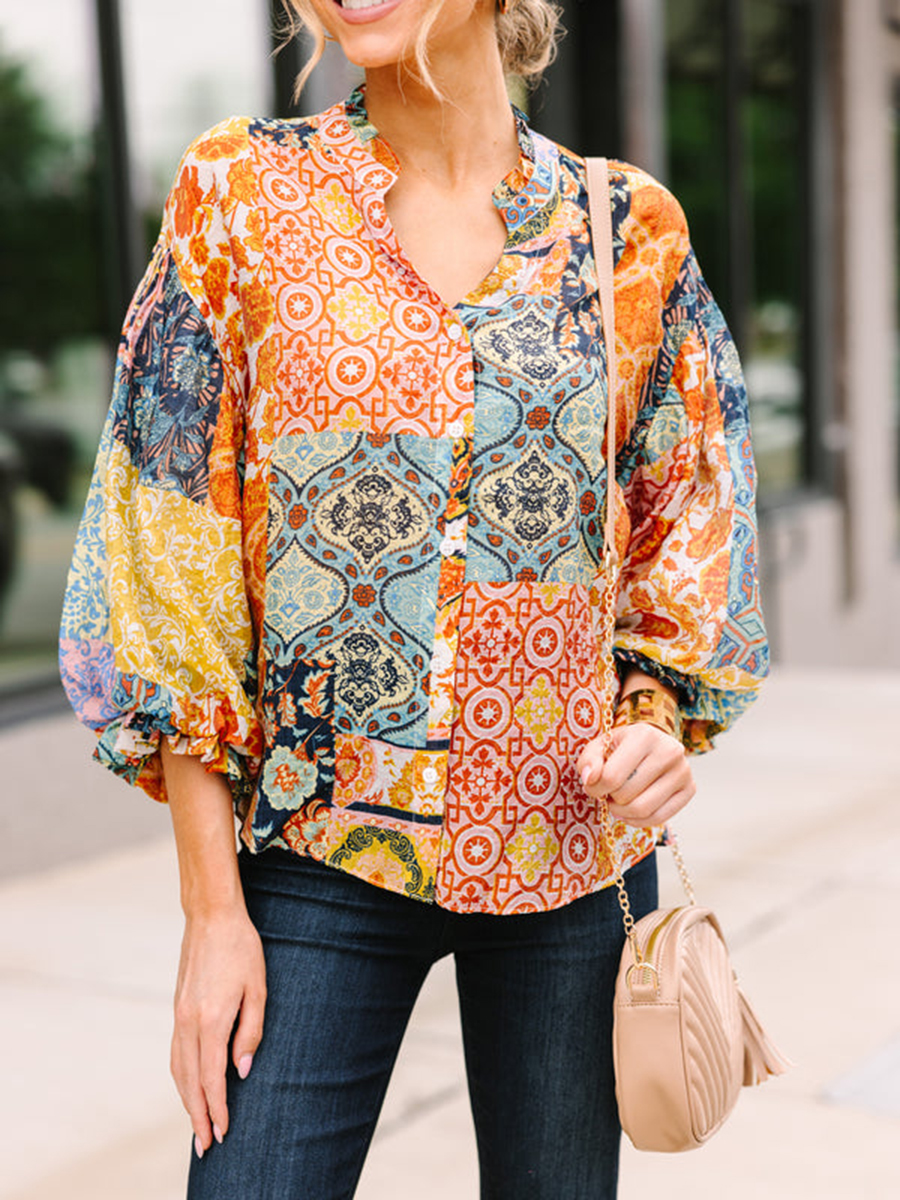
[593,556,698,966]
[669,836,697,906]
[586,155,648,967]
[586,157,697,969]
[593,548,646,966]
[598,786,643,963]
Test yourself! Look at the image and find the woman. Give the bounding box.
[60,1,767,1196]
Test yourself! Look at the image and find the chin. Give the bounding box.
[337,39,410,72]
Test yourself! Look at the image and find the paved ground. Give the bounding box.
[2,667,899,1198]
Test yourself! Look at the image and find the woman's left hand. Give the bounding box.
[576,723,696,828]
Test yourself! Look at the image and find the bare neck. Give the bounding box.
[363,29,520,190]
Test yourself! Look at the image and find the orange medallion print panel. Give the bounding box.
[437,582,654,913]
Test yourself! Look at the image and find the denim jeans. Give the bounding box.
[186,848,658,1200]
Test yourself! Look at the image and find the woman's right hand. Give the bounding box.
[171,905,267,1158]
[159,740,267,1159]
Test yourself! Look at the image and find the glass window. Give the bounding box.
[665,0,814,496]
[120,0,271,237]
[0,2,109,691]
[0,3,274,695]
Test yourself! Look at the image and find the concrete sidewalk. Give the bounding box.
[1,668,899,1198]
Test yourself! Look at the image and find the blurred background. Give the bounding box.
[1,2,899,1197]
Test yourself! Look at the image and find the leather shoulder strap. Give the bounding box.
[585,157,617,564]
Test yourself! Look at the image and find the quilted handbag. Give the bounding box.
[586,157,789,1154]
[610,883,790,1151]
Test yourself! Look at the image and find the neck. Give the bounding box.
[363,16,519,188]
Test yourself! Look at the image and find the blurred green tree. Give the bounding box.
[0,44,105,358]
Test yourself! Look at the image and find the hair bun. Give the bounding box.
[497,0,564,84]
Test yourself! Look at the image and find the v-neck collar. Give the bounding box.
[340,85,547,219]
[315,86,561,310]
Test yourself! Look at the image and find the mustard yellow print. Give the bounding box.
[505,812,560,886]
[192,117,250,162]
[311,179,363,236]
[514,676,564,750]
[326,282,388,341]
[105,446,255,723]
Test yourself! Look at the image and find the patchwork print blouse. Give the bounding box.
[60,90,767,914]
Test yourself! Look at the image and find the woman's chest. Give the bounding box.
[238,195,605,437]
[383,172,511,310]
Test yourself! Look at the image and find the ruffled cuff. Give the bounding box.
[679,684,758,755]
[94,707,262,804]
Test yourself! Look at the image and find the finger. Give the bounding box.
[579,723,657,791]
[198,1018,232,1142]
[609,778,696,828]
[232,983,267,1081]
[576,735,608,788]
[606,742,689,808]
[609,770,690,822]
[594,726,688,802]
[588,729,655,799]
[602,755,667,808]
[614,792,692,829]
[171,1027,213,1152]
[645,788,696,826]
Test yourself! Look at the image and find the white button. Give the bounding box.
[422,766,438,785]
[446,322,463,341]
[529,843,538,853]
[447,420,464,438]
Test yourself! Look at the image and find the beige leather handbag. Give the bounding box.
[586,157,790,1154]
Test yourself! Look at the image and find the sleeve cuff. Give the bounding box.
[613,648,699,707]
[93,710,261,804]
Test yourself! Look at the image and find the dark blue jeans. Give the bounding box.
[187,848,658,1200]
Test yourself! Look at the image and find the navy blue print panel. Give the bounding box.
[695,284,748,431]
[634,249,748,452]
[556,150,632,271]
[249,115,319,150]
[252,657,336,849]
[111,253,224,504]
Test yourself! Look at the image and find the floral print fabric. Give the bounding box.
[60,89,767,913]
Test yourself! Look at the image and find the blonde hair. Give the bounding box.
[279,1,563,100]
